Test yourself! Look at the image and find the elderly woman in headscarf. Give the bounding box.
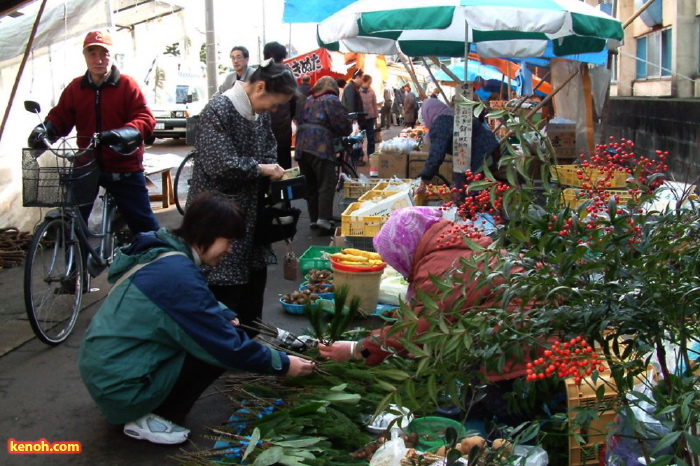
[318,207,521,370]
[295,76,353,233]
[416,98,499,195]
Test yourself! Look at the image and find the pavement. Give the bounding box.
[0,124,402,465]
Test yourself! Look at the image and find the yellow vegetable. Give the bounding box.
[342,248,383,261]
[330,253,368,262]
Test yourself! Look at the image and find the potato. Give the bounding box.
[460,435,486,453]
[492,438,513,451]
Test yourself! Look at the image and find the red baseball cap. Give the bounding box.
[83,30,113,53]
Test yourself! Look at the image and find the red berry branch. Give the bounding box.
[526,337,606,386]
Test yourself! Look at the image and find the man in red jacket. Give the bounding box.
[28,30,158,234]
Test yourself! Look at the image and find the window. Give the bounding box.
[636,28,672,79]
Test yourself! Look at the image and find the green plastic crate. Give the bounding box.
[299,246,343,275]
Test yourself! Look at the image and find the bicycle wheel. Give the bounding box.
[24,218,84,345]
[174,151,195,215]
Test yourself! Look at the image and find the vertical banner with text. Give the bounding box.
[453,84,474,175]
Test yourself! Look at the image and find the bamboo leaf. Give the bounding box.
[273,437,325,448]
[253,446,284,465]
[243,427,261,460]
[650,431,681,455]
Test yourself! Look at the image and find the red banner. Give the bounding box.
[284,48,344,85]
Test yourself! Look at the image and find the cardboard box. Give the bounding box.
[547,122,577,163]
[369,153,380,177]
[377,152,408,179]
[408,151,453,184]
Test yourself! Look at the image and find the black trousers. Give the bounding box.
[277,144,292,170]
[153,353,226,424]
[209,266,268,337]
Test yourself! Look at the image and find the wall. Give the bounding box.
[606,97,700,182]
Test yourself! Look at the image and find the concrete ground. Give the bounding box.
[0,124,402,465]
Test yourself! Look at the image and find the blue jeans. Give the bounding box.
[80,171,159,234]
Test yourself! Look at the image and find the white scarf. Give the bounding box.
[223,80,257,121]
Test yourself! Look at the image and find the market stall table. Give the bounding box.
[143,152,184,209]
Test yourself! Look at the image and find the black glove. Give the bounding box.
[27,121,57,149]
[99,127,143,155]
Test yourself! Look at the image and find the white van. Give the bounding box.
[147,80,207,144]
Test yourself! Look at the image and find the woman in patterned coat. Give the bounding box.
[188,61,297,335]
[294,77,352,233]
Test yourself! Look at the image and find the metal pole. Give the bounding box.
[204,0,217,99]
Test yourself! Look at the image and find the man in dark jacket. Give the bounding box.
[263,41,296,169]
[340,69,365,164]
[28,30,158,234]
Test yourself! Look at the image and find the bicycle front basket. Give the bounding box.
[22,148,100,207]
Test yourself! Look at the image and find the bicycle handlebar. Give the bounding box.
[348,111,368,119]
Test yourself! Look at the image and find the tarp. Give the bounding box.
[0,0,110,63]
[282,0,357,23]
[283,48,347,84]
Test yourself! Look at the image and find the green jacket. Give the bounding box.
[78,228,289,424]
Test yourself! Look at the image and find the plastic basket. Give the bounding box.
[342,179,378,200]
[561,188,636,209]
[299,245,343,274]
[279,297,317,315]
[299,283,333,300]
[22,148,99,207]
[551,165,628,188]
[341,202,387,237]
[405,416,468,452]
[344,235,376,252]
[369,179,414,192]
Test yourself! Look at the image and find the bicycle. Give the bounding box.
[331,129,365,220]
[22,100,125,345]
[173,149,195,215]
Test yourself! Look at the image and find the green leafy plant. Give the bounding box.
[304,285,361,345]
[370,119,700,464]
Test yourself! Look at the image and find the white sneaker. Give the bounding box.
[123,413,189,445]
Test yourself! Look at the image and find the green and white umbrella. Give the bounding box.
[317,0,624,59]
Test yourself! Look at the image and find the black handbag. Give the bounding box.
[253,204,301,245]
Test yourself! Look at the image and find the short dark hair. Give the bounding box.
[230,46,249,58]
[263,41,287,63]
[352,69,363,79]
[172,190,246,253]
[336,78,347,88]
[249,62,297,96]
[301,75,311,84]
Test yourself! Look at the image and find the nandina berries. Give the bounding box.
[526,337,606,386]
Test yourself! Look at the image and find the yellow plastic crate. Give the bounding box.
[358,189,412,203]
[414,185,453,206]
[342,179,378,200]
[561,188,636,209]
[566,364,619,466]
[568,411,616,466]
[551,165,628,188]
[341,202,388,237]
[369,179,414,192]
